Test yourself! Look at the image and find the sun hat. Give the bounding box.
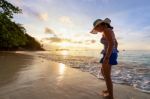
[90,18,111,33]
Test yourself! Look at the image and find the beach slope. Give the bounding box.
[0,52,149,99]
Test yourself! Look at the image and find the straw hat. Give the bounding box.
[90,18,111,33]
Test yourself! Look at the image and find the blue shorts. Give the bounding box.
[99,52,118,65]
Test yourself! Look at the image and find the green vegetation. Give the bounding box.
[0,0,44,51]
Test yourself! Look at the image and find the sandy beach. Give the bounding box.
[0,52,149,99]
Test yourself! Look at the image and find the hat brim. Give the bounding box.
[90,21,103,33]
[90,28,98,34]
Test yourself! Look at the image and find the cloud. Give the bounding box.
[7,0,22,6]
[84,39,97,44]
[116,37,123,40]
[59,16,74,27]
[45,27,55,34]
[38,12,48,21]
[91,39,96,43]
[43,36,86,44]
[22,5,39,17]
[22,5,49,21]
[44,37,72,43]
[44,27,57,37]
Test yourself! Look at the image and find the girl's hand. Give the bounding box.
[103,57,109,64]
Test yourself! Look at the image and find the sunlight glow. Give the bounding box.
[58,42,71,47]
[61,50,69,56]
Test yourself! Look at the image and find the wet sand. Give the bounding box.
[0,52,149,99]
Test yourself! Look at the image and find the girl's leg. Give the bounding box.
[102,63,114,99]
[100,67,108,93]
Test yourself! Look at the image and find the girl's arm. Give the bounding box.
[115,39,118,48]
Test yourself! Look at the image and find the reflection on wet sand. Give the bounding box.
[58,63,66,75]
[57,63,66,86]
[0,52,34,87]
[0,52,103,99]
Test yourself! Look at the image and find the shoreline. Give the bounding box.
[0,51,149,99]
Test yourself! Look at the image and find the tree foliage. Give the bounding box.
[0,0,44,50]
[0,0,21,18]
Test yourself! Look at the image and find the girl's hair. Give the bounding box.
[99,22,114,29]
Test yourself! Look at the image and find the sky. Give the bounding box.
[8,0,150,50]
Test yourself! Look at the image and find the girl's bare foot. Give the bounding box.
[99,89,109,96]
[102,90,108,93]
[99,91,114,99]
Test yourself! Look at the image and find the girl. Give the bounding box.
[90,18,119,99]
